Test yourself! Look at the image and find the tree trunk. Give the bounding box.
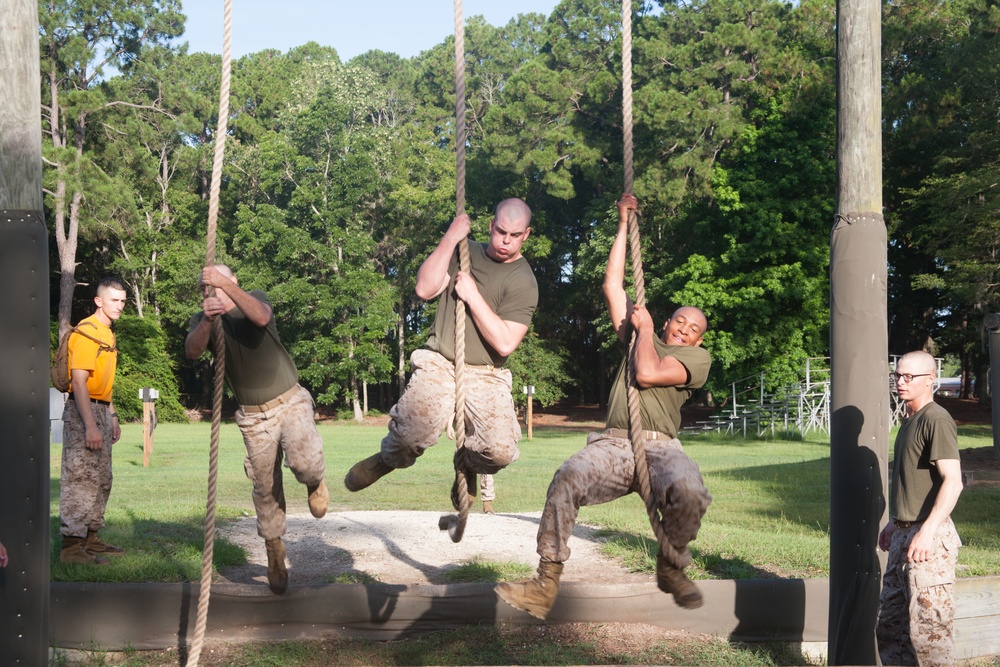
[397,302,407,396]
[351,373,363,422]
[56,188,82,335]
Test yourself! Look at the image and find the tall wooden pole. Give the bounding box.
[0,0,51,664]
[985,314,1000,461]
[828,0,887,662]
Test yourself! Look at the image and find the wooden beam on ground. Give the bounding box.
[49,577,1000,659]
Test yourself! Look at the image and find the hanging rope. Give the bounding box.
[620,0,685,571]
[186,0,233,663]
[439,0,472,542]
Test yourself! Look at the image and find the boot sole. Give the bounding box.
[496,585,551,621]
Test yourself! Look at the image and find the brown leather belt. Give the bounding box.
[70,395,111,406]
[895,520,917,529]
[240,385,299,414]
[605,428,673,443]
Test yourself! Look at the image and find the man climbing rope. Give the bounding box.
[185,265,328,595]
[344,198,537,507]
[497,193,713,619]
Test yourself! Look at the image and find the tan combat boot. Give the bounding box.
[60,536,109,566]
[85,529,125,556]
[656,554,703,609]
[265,537,288,595]
[344,453,393,492]
[307,480,329,518]
[496,560,563,620]
[482,500,494,514]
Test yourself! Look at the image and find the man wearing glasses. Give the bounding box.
[877,350,964,666]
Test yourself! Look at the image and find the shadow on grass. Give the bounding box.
[48,505,247,583]
[712,458,831,532]
[594,528,780,580]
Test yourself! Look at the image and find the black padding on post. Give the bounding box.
[0,209,51,667]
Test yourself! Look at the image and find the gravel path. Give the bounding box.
[215,510,656,588]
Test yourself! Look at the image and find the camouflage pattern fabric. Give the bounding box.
[481,474,496,502]
[380,349,521,474]
[59,401,115,538]
[235,384,326,540]
[536,431,711,565]
[877,517,962,666]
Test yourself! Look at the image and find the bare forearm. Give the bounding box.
[218,283,271,326]
[416,237,462,300]
[464,294,527,358]
[604,224,630,341]
[185,316,213,359]
[632,330,660,386]
[922,475,963,534]
[71,373,97,429]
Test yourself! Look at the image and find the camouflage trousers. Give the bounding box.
[381,349,521,474]
[235,384,326,540]
[59,400,115,538]
[537,431,711,564]
[481,474,496,502]
[877,517,962,667]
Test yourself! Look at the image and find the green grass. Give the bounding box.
[50,420,1000,582]
[48,627,818,667]
[47,420,1000,666]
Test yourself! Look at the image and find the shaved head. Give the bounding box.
[898,350,935,375]
[494,198,532,228]
[213,264,234,279]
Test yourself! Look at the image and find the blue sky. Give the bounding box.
[178,0,562,61]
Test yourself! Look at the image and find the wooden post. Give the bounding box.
[0,1,50,664]
[828,0,887,662]
[985,314,1000,461]
[141,387,159,467]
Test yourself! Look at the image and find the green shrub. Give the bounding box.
[107,315,187,423]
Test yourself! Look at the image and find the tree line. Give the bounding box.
[40,0,1000,422]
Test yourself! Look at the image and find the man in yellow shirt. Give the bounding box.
[59,277,126,565]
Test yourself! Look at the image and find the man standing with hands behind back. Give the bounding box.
[59,277,127,565]
[877,350,964,666]
[185,265,328,595]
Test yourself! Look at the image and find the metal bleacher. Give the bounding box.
[683,356,946,438]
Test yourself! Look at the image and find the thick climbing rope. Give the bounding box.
[620,0,686,571]
[439,0,472,542]
[187,0,233,663]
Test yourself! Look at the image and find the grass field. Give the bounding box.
[46,420,1000,666]
[49,420,1000,583]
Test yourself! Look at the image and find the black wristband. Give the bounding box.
[110,413,119,419]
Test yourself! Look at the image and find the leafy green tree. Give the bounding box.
[884,0,1000,395]
[505,325,575,407]
[39,0,184,334]
[109,315,186,422]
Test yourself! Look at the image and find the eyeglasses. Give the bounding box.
[890,372,931,384]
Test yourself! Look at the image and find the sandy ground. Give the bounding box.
[215,509,656,588]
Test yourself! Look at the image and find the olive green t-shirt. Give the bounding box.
[425,240,538,367]
[890,401,960,523]
[605,336,712,438]
[188,290,298,406]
